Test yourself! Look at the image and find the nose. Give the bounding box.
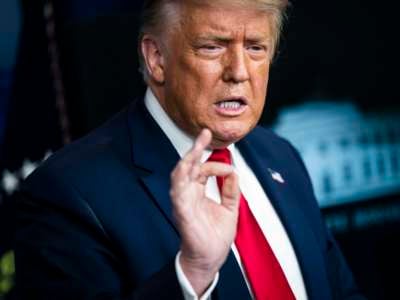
[223,46,250,83]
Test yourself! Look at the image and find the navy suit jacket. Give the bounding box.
[15,99,364,299]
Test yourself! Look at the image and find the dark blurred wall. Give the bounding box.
[266,0,399,123]
[53,0,146,138]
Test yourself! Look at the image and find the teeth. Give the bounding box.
[218,101,241,109]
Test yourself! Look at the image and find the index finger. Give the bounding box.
[183,128,212,165]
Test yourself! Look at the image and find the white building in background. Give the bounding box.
[273,100,400,208]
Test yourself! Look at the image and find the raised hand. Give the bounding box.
[170,129,241,296]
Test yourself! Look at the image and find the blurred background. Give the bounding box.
[0,0,399,299]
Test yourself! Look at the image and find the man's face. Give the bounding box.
[157,3,273,148]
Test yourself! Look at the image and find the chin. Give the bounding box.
[211,125,251,147]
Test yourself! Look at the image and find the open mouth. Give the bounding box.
[214,97,248,115]
[216,97,247,109]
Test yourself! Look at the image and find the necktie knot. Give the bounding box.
[207,148,231,190]
[207,148,232,165]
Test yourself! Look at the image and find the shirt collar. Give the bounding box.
[144,87,235,162]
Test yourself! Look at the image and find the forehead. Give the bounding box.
[177,3,272,39]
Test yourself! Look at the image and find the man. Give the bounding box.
[15,0,364,299]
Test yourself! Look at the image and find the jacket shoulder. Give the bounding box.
[246,125,302,164]
[21,107,133,200]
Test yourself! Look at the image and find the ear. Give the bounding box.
[141,35,166,84]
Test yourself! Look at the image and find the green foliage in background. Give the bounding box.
[0,251,15,297]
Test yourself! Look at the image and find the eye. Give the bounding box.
[196,43,224,57]
[247,43,269,59]
[247,44,267,52]
[200,44,222,52]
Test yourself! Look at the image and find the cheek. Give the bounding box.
[252,66,269,103]
[254,62,270,84]
[183,77,217,116]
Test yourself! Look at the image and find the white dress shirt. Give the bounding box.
[144,88,308,300]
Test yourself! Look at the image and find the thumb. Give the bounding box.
[220,172,240,212]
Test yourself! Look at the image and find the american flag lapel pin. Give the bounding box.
[267,168,285,184]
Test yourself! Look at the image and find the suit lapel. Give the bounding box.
[127,100,180,233]
[237,133,331,300]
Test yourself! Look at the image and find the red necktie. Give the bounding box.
[208,149,295,300]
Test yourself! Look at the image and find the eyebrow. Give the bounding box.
[196,35,233,43]
[195,34,271,44]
